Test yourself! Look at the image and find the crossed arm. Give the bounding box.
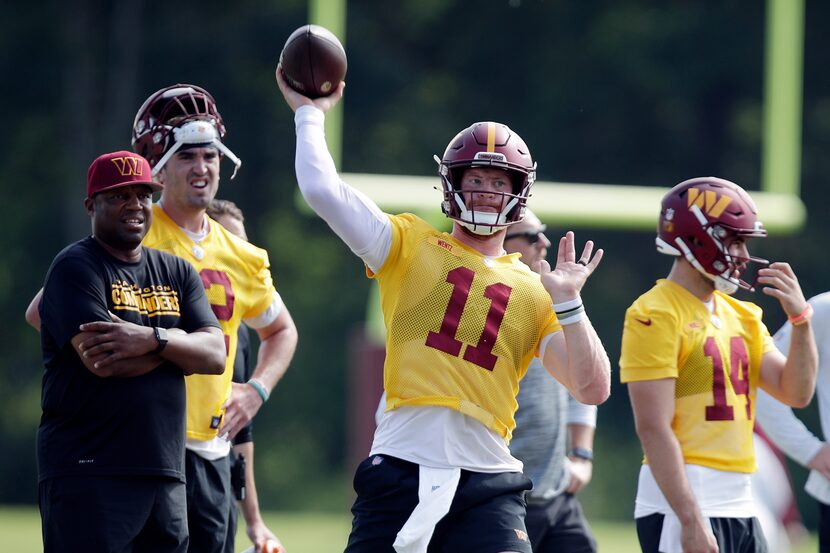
[72,312,225,378]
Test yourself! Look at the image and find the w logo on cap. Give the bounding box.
[87,150,160,198]
[687,187,732,218]
[110,156,145,177]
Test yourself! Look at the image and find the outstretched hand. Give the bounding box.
[275,65,345,114]
[537,231,603,302]
[756,262,808,318]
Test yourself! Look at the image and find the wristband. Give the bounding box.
[552,296,582,312]
[247,378,270,403]
[557,307,586,326]
[788,303,814,326]
[568,447,594,461]
[553,297,586,326]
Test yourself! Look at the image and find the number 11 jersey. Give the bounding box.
[372,214,561,442]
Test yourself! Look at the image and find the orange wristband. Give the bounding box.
[788,303,814,326]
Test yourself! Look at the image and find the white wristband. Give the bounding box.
[558,308,586,326]
[553,296,586,325]
[552,296,582,312]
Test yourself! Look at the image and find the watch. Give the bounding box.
[153,327,169,354]
[568,447,594,462]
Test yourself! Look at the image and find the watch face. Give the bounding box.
[154,326,168,352]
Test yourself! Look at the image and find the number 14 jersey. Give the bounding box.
[372,214,561,442]
[620,279,776,473]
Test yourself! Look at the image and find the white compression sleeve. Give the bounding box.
[294,105,392,272]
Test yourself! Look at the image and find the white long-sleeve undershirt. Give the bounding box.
[294,105,391,273]
[755,292,830,503]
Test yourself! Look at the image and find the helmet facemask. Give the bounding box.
[132,84,242,179]
[152,120,242,179]
[435,122,536,235]
[436,156,534,235]
[666,204,769,294]
[656,176,768,295]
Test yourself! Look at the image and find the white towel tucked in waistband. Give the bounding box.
[393,466,461,553]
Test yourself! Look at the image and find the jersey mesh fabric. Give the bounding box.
[620,279,775,473]
[372,213,560,442]
[144,204,276,441]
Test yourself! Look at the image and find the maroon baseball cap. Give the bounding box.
[87,150,163,198]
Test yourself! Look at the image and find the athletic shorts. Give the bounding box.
[345,454,533,553]
[818,501,830,553]
[636,512,768,553]
[39,474,187,553]
[185,450,232,553]
[525,493,597,553]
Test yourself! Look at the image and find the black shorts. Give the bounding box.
[185,450,232,553]
[39,474,187,553]
[818,500,830,553]
[636,512,768,553]
[225,450,246,553]
[345,455,533,553]
[525,493,596,553]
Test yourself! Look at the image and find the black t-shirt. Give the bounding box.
[37,237,219,482]
[232,325,254,445]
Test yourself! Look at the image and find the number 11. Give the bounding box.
[425,267,512,371]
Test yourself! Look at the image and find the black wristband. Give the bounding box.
[568,447,594,461]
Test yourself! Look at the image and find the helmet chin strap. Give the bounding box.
[458,219,501,235]
[455,206,502,235]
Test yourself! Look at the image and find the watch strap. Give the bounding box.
[568,447,594,462]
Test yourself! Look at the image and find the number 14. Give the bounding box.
[704,336,751,421]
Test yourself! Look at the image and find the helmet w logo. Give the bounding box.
[687,187,732,218]
[110,156,144,177]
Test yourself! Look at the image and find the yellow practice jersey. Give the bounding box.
[620,279,776,473]
[144,204,276,441]
[372,214,561,441]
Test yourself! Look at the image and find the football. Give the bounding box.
[279,24,347,99]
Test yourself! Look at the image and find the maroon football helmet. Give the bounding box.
[656,176,768,294]
[435,122,536,235]
[131,84,241,178]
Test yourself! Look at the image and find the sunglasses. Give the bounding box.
[504,225,547,244]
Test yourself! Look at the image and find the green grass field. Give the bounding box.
[2,504,818,552]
